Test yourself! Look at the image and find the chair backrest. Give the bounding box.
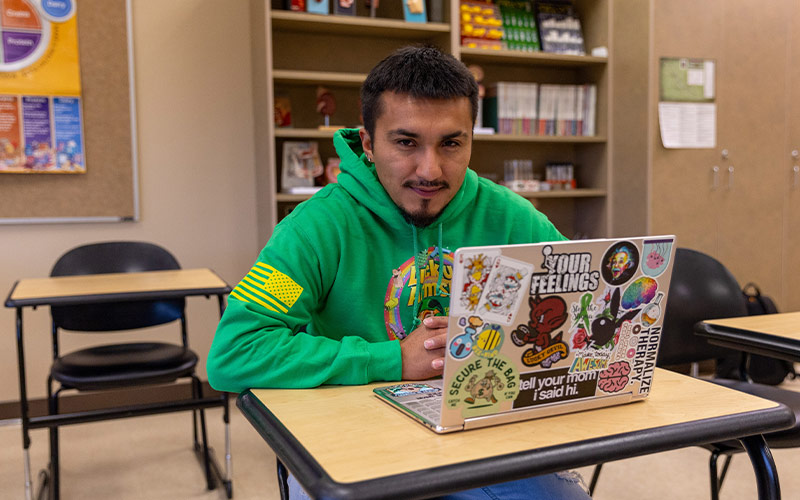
[51,241,185,332]
[657,248,748,366]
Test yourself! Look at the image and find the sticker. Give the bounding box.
[446,354,519,418]
[385,383,440,398]
[472,323,504,359]
[601,241,640,286]
[621,277,658,310]
[511,294,570,368]
[475,256,534,325]
[450,250,499,316]
[641,292,665,327]
[513,367,599,409]
[641,239,674,277]
[448,316,482,360]
[597,361,632,393]
[630,325,662,394]
[530,245,600,295]
[584,288,639,349]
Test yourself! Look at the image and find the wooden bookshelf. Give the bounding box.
[253,0,612,240]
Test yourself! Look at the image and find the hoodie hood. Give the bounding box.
[333,128,479,228]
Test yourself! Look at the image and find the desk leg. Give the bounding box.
[740,435,781,500]
[15,307,35,500]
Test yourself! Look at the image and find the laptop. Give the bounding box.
[374,236,677,433]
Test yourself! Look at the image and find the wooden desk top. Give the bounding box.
[243,368,788,487]
[6,268,231,307]
[703,312,800,341]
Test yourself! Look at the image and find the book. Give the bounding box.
[333,0,355,16]
[306,0,329,15]
[536,1,585,55]
[284,0,306,11]
[404,0,427,23]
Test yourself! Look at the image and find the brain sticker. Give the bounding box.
[621,277,658,310]
[597,361,631,393]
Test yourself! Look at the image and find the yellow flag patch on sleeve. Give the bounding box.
[229,263,304,313]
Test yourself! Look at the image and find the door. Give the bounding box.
[714,0,787,305]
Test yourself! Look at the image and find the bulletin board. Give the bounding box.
[0,0,138,223]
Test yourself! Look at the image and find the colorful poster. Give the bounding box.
[0,0,84,173]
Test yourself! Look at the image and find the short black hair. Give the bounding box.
[360,45,479,139]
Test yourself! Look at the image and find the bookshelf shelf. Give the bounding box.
[275,128,337,139]
[459,47,607,67]
[273,70,367,86]
[270,10,450,38]
[516,189,606,199]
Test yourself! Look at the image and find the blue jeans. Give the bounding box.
[287,471,591,499]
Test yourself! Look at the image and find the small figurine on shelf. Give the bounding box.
[333,0,355,16]
[316,86,344,130]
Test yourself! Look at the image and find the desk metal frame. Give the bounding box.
[238,381,793,500]
[6,270,233,500]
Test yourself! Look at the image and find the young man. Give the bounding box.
[208,46,589,499]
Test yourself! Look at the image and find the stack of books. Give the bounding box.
[483,82,596,137]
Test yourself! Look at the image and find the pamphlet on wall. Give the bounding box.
[658,57,716,149]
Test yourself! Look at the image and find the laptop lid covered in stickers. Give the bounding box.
[436,236,677,430]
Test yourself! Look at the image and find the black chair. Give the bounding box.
[589,248,800,500]
[44,241,232,499]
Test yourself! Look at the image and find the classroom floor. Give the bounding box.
[1,379,799,499]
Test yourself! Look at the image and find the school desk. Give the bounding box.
[696,311,800,363]
[5,268,232,500]
[238,368,793,499]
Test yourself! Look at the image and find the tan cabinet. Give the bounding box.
[783,1,800,310]
[615,0,797,310]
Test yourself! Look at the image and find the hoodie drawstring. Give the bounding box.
[409,223,446,332]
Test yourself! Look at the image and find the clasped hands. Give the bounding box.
[400,315,449,380]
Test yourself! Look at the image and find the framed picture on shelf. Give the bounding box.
[403,0,427,23]
[281,141,324,193]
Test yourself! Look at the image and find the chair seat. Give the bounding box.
[705,378,800,451]
[52,342,198,391]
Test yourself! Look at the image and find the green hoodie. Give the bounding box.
[207,128,566,392]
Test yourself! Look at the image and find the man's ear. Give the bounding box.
[359,128,373,161]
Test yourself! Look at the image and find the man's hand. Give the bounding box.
[400,316,448,380]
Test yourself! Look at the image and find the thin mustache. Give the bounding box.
[403,180,449,189]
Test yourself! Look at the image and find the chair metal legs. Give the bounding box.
[277,459,290,500]
[191,376,234,498]
[588,463,603,496]
[709,449,734,500]
[192,375,215,490]
[46,379,63,500]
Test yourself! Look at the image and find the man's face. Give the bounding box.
[360,92,473,227]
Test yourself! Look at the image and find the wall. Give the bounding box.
[0,0,259,404]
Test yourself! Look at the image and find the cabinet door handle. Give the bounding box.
[793,165,800,189]
[712,166,720,190]
[727,166,734,190]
